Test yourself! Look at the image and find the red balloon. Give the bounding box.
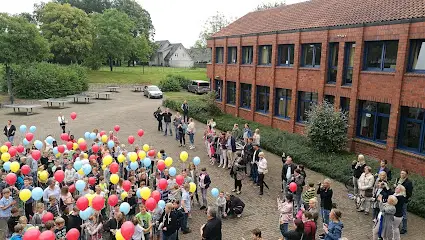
[79,142,87,151]
[89,154,97,161]
[39,230,55,240]
[54,170,65,183]
[176,175,184,186]
[114,125,120,132]
[21,165,30,175]
[289,182,297,193]
[122,180,131,192]
[148,150,155,157]
[100,131,106,136]
[137,129,144,137]
[121,221,135,240]
[157,161,165,171]
[92,144,99,153]
[69,184,76,193]
[61,133,69,141]
[70,112,77,120]
[66,228,80,240]
[42,212,54,223]
[23,228,41,240]
[31,150,41,160]
[128,136,135,144]
[4,142,12,149]
[25,132,34,141]
[158,178,168,190]
[58,145,65,154]
[109,162,119,174]
[66,141,73,150]
[108,194,119,207]
[151,190,161,203]
[92,195,105,211]
[88,177,96,186]
[8,146,17,157]
[16,145,24,153]
[6,173,17,185]
[76,196,89,211]
[145,197,157,211]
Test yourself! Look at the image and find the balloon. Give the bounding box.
[107,140,115,149]
[121,221,135,240]
[74,161,83,171]
[83,164,92,175]
[117,154,125,163]
[108,194,119,206]
[151,190,161,203]
[64,142,72,151]
[130,161,138,171]
[69,184,76,193]
[103,155,113,166]
[23,138,29,146]
[142,144,149,152]
[55,145,64,154]
[193,156,201,166]
[120,191,128,201]
[138,151,146,160]
[211,188,219,198]
[19,189,31,202]
[8,147,17,157]
[189,182,196,193]
[79,142,87,151]
[101,135,108,143]
[120,202,130,215]
[110,174,119,184]
[31,150,41,160]
[136,188,142,198]
[0,145,8,153]
[180,151,188,162]
[76,196,89,211]
[158,200,166,209]
[51,147,59,156]
[114,125,120,132]
[19,125,27,133]
[70,112,77,120]
[73,142,79,150]
[3,161,10,171]
[148,150,155,157]
[83,132,90,139]
[116,230,125,240]
[29,126,36,133]
[66,228,80,240]
[75,180,86,192]
[158,178,168,190]
[129,152,137,162]
[54,170,65,183]
[92,144,99,153]
[157,160,165,171]
[21,165,30,175]
[176,175,184,186]
[128,136,135,144]
[1,152,10,161]
[25,132,34,141]
[85,194,95,207]
[79,208,91,220]
[143,158,151,167]
[16,145,24,153]
[31,187,43,201]
[23,228,41,240]
[88,177,96,186]
[140,187,151,200]
[4,142,11,149]
[164,157,173,167]
[169,167,177,177]
[78,169,84,176]
[145,197,156,211]
[100,130,106,136]
[39,170,48,181]
[10,161,20,173]
[289,182,297,193]
[109,162,119,174]
[90,132,96,140]
[137,129,144,137]
[42,212,54,223]
[61,133,69,141]
[45,136,54,145]
[6,173,17,185]
[92,196,105,211]
[39,230,55,240]
[122,180,131,192]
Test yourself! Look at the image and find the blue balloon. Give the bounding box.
[86,207,94,215]
[79,208,91,220]
[31,187,43,201]
[52,147,59,155]
[29,126,36,133]
[211,188,219,198]
[158,200,166,209]
[45,136,54,145]
[84,132,90,139]
[193,156,201,166]
[120,202,130,215]
[143,158,151,167]
[75,180,86,192]
[74,161,82,171]
[90,132,96,140]
[34,140,43,150]
[19,125,27,133]
[136,188,141,198]
[83,164,92,175]
[3,162,11,171]
[107,140,115,149]
[130,161,139,171]
[75,157,81,162]
[23,138,29,146]
[169,167,177,177]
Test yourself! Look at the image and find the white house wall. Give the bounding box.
[169,46,194,68]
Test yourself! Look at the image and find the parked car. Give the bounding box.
[143,85,163,99]
[187,80,210,94]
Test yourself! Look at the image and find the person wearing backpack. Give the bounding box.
[153,107,163,132]
[282,219,306,240]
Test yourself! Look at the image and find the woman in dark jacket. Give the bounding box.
[159,203,179,240]
[104,212,124,239]
[393,185,407,240]
[283,219,305,240]
[225,195,245,217]
[317,179,333,225]
[231,152,245,194]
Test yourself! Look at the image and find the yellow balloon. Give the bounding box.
[0,145,8,153]
[115,230,125,240]
[55,153,61,158]
[120,191,128,200]
[138,151,146,160]
[1,152,11,162]
[157,152,162,159]
[117,154,125,163]
[164,157,173,167]
[110,174,119,184]
[73,143,79,150]
[83,153,88,159]
[77,138,85,144]
[101,135,108,143]
[142,144,149,152]
[140,186,151,200]
[102,165,107,170]
[189,182,196,193]
[19,189,31,202]
[10,161,20,173]
[39,170,49,181]
[129,152,137,162]
[180,151,188,162]
[103,155,113,166]
[78,168,84,175]
[86,194,95,206]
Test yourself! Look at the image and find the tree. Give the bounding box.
[255,1,286,11]
[113,0,154,39]
[194,12,232,48]
[305,101,348,153]
[37,2,93,64]
[0,14,50,103]
[129,35,153,73]
[92,9,134,71]
[55,0,113,13]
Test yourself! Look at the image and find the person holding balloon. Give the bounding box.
[31,202,47,229]
[58,113,67,134]
[81,214,103,240]
[135,205,152,240]
[104,211,124,238]
[21,177,34,220]
[0,188,16,237]
[180,183,192,234]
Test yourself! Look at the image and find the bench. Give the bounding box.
[133,85,145,92]
[67,94,94,104]
[3,104,42,115]
[107,86,120,92]
[39,98,71,108]
[94,92,112,100]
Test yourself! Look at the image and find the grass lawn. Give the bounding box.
[164,91,204,101]
[88,66,207,85]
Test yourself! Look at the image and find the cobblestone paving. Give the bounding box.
[1,88,423,240]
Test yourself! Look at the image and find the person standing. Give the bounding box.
[231,124,241,141]
[253,129,261,146]
[357,166,375,215]
[159,203,179,240]
[250,144,261,184]
[292,169,304,212]
[57,113,67,134]
[317,179,333,225]
[180,183,192,234]
[243,138,254,176]
[187,118,196,149]
[352,154,366,196]
[242,123,252,144]
[199,168,211,210]
[154,107,163,132]
[323,209,344,240]
[231,152,245,194]
[226,132,236,169]
[393,185,407,240]
[3,120,16,144]
[200,207,222,240]
[181,100,189,123]
[218,133,227,169]
[377,160,392,181]
[163,109,173,136]
[372,195,397,240]
[277,194,294,237]
[281,156,296,195]
[173,112,182,141]
[257,152,267,196]
[393,170,413,234]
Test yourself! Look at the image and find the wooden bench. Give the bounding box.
[39,98,70,108]
[3,104,42,115]
[133,85,145,92]
[67,94,94,104]
[94,92,112,99]
[107,86,120,92]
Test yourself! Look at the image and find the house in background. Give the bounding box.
[188,48,212,67]
[149,40,194,68]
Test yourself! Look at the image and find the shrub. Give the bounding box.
[163,98,425,218]
[306,101,348,152]
[158,77,180,92]
[166,74,191,89]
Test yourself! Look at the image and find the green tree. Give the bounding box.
[195,12,232,48]
[129,35,153,73]
[92,9,134,71]
[37,2,93,64]
[55,0,113,13]
[113,0,154,39]
[255,1,286,11]
[0,14,50,103]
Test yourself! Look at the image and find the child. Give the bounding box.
[47,195,60,217]
[82,214,103,240]
[65,164,76,186]
[31,202,47,229]
[132,217,146,240]
[10,224,23,240]
[152,204,164,240]
[303,211,317,240]
[277,194,294,237]
[216,192,226,219]
[18,216,33,233]
[21,177,34,220]
[55,217,66,240]
[44,220,56,231]
[7,207,20,237]
[0,188,16,224]
[302,183,317,208]
[126,191,137,218]
[169,184,181,202]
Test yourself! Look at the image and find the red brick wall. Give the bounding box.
[254,113,270,126]
[393,151,425,173]
[272,118,292,132]
[294,124,305,135]
[225,104,237,116]
[239,108,253,121]
[226,65,239,80]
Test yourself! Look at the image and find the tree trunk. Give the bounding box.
[128,60,131,67]
[132,60,135,67]
[5,64,14,104]
[109,56,113,71]
[142,64,145,74]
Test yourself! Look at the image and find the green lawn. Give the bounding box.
[164,91,204,101]
[88,66,207,85]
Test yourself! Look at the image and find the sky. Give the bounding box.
[0,0,306,47]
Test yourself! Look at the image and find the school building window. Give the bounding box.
[240,83,251,109]
[343,42,355,85]
[327,43,339,83]
[258,45,272,65]
[278,44,294,66]
[215,79,223,101]
[357,100,391,143]
[364,41,398,71]
[275,88,292,118]
[324,95,335,105]
[301,43,321,67]
[226,81,236,105]
[398,106,425,154]
[242,46,253,64]
[340,97,350,118]
[256,86,270,113]
[408,39,425,72]
[215,47,224,64]
[227,47,237,64]
[297,91,318,122]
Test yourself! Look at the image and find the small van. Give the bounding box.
[187,80,210,94]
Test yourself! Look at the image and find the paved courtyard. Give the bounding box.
[1,88,424,240]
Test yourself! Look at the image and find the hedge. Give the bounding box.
[159,74,192,92]
[3,62,88,99]
[163,97,425,218]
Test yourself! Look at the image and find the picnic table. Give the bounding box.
[94,92,112,100]
[3,104,42,115]
[107,86,120,92]
[67,94,94,104]
[39,98,70,108]
[133,85,145,92]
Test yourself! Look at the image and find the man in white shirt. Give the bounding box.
[58,113,67,133]
[281,156,296,196]
[43,179,60,203]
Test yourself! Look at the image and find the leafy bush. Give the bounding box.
[306,101,348,152]
[166,74,191,89]
[163,98,425,218]
[158,77,180,92]
[5,62,88,99]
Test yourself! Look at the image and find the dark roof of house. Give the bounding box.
[212,0,425,38]
[155,40,170,50]
[187,48,212,63]
[164,43,184,61]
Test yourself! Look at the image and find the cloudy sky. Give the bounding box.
[1,0,306,47]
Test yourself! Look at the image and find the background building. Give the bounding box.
[149,40,194,68]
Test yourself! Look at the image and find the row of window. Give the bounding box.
[214,39,425,85]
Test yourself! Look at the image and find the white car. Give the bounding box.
[143,85,163,99]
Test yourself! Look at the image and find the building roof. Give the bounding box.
[155,40,171,51]
[164,43,185,61]
[187,48,212,63]
[212,0,425,38]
